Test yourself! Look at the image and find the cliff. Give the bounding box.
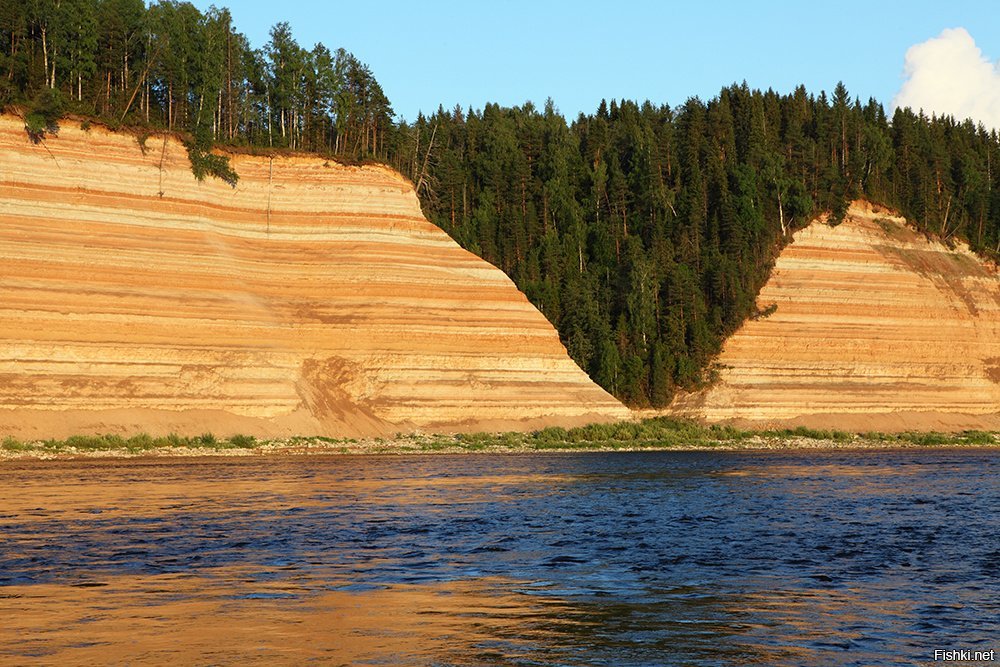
[0,116,627,439]
[672,201,1000,431]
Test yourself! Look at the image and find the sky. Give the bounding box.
[188,0,1000,127]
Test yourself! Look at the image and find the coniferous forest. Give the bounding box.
[4,1,1000,406]
[0,1,394,158]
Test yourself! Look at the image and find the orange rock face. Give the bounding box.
[674,202,1000,429]
[0,116,626,439]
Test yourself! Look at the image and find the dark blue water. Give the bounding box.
[1,449,998,665]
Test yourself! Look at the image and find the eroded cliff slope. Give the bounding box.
[673,202,1000,431]
[0,116,627,438]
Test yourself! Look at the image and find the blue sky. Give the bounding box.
[190,1,999,123]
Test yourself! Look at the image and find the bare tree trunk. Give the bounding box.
[941,194,953,238]
[267,91,273,147]
[226,28,233,140]
[414,124,437,195]
[410,127,419,180]
[41,27,49,86]
[145,33,151,121]
[778,190,788,237]
[841,116,847,173]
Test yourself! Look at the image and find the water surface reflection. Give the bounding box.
[1,450,998,665]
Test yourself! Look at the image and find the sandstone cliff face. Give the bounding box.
[673,202,1000,430]
[0,116,627,438]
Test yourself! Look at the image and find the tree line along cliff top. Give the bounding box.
[3,0,1000,407]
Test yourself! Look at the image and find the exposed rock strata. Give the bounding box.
[0,116,627,438]
[673,202,1000,429]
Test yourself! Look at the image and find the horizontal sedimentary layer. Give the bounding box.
[0,116,626,437]
[674,201,1000,425]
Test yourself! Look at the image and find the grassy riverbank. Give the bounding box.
[2,418,998,460]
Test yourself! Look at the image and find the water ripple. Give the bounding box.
[0,449,998,665]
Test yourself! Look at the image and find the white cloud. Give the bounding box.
[892,27,1000,130]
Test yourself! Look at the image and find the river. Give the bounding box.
[1,449,998,665]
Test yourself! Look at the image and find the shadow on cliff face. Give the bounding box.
[296,357,396,436]
[984,358,1000,385]
[872,238,992,317]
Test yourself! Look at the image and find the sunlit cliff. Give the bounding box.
[673,201,1000,431]
[0,116,627,438]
